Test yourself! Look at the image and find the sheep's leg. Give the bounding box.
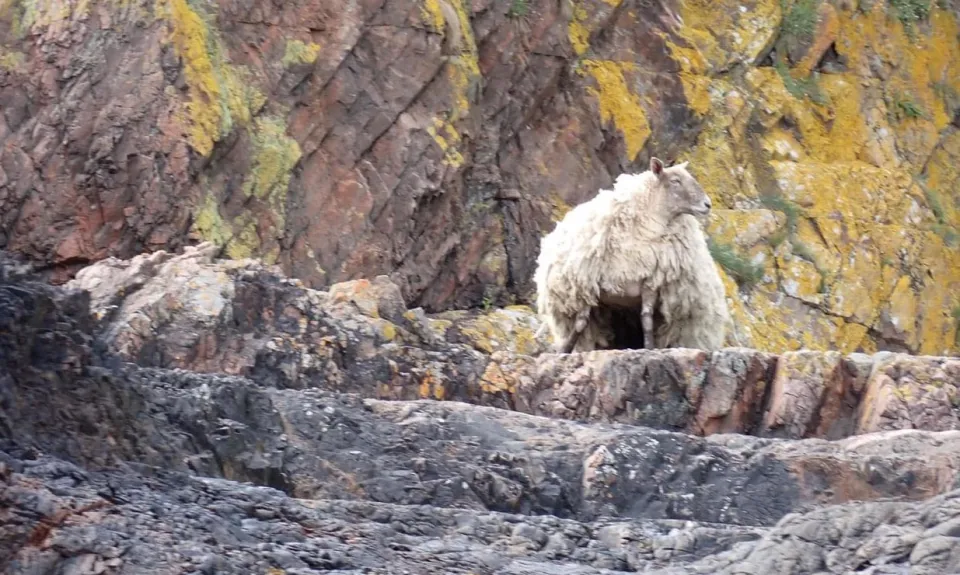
[560,332,580,354]
[640,288,657,350]
[560,308,591,353]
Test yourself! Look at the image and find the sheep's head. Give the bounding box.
[650,157,712,219]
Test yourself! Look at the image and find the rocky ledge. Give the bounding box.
[2,246,960,574]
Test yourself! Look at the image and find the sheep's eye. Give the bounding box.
[670,178,681,185]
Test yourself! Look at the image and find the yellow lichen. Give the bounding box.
[579,59,651,161]
[421,0,445,31]
[427,117,466,168]
[567,0,624,56]
[834,6,960,171]
[224,215,259,260]
[659,28,712,117]
[0,48,23,71]
[243,114,302,233]
[567,1,591,56]
[549,193,572,223]
[479,362,514,395]
[381,322,397,342]
[192,192,232,248]
[675,0,782,69]
[418,370,445,400]
[704,86,960,356]
[2,0,95,38]
[155,0,261,157]
[421,0,477,168]
[456,310,541,356]
[282,39,321,67]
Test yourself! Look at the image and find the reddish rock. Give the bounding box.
[0,0,702,314]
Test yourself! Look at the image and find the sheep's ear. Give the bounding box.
[677,161,689,170]
[650,157,664,176]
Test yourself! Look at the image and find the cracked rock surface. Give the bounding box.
[3,249,960,574]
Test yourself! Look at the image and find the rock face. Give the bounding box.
[4,248,960,573]
[1,0,958,355]
[65,247,960,441]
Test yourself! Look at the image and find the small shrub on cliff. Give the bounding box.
[708,239,764,288]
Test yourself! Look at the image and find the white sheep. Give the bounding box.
[533,157,730,353]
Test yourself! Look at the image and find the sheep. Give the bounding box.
[533,156,731,354]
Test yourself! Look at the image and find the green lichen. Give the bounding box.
[932,81,960,115]
[191,115,300,262]
[0,0,27,38]
[921,182,960,247]
[244,116,302,202]
[224,215,259,260]
[282,39,321,67]
[192,191,232,247]
[0,48,24,71]
[241,114,302,244]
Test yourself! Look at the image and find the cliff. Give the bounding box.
[1,0,958,355]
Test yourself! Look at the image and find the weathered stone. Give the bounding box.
[5,247,960,573]
[60,248,960,442]
[1,0,958,359]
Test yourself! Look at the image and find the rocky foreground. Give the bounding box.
[2,246,960,574]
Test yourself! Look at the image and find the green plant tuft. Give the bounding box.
[708,239,765,288]
[789,238,817,264]
[888,0,932,29]
[953,305,960,347]
[916,182,959,247]
[775,60,829,105]
[508,0,529,18]
[895,94,927,120]
[781,0,820,41]
[921,185,947,224]
[760,191,802,232]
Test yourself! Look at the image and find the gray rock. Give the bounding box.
[3,252,960,574]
